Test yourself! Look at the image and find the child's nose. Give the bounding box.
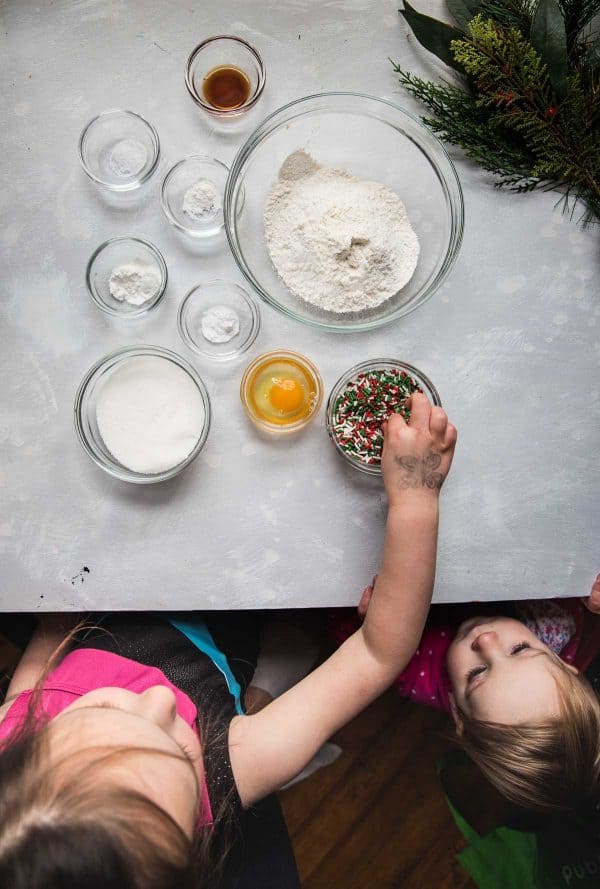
[471,631,502,657]
[139,685,178,727]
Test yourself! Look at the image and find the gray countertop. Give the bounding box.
[1,0,598,611]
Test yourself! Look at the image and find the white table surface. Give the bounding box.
[1,0,599,612]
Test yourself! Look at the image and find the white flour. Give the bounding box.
[183,179,220,220]
[109,262,161,306]
[96,356,205,474]
[201,305,240,343]
[264,151,420,314]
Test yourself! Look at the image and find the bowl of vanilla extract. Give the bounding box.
[185,36,266,118]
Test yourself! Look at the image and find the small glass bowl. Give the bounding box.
[78,110,160,191]
[86,237,168,317]
[185,35,266,118]
[74,345,211,484]
[240,349,323,435]
[326,359,441,476]
[161,156,229,238]
[178,280,260,361]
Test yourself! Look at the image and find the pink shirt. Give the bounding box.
[0,648,213,826]
[330,598,594,714]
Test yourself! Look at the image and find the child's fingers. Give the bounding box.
[429,406,448,438]
[357,583,374,619]
[583,574,600,613]
[385,412,408,439]
[408,392,430,430]
[443,423,458,450]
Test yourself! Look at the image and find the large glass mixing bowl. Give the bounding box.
[224,92,464,333]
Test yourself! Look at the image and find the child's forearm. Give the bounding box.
[361,495,439,676]
[5,614,79,700]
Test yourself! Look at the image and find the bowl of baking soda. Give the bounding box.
[86,237,168,317]
[75,346,211,483]
[178,280,260,361]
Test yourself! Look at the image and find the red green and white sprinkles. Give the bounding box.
[331,368,422,466]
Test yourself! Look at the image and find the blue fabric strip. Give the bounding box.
[168,618,244,715]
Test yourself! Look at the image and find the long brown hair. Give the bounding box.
[0,624,228,888]
[458,659,600,813]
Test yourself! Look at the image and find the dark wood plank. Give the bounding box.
[280,693,476,889]
[282,690,402,838]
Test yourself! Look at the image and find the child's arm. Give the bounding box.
[4,614,80,702]
[229,394,457,806]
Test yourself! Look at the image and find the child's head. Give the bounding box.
[0,686,212,888]
[445,616,600,813]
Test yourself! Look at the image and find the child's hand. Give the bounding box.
[357,576,377,620]
[582,574,600,614]
[381,393,457,507]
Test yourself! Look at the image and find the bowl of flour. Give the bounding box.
[74,346,211,483]
[86,237,168,318]
[224,93,464,332]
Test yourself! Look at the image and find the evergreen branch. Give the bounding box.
[392,2,600,225]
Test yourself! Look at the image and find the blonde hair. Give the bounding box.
[458,658,600,814]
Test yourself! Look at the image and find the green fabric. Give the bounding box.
[439,755,600,889]
[456,826,537,889]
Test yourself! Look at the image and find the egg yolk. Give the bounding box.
[268,377,304,414]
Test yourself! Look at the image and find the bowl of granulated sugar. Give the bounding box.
[75,346,211,483]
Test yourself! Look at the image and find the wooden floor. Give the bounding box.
[279,690,476,889]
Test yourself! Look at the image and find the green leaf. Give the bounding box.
[446,0,481,31]
[584,39,600,73]
[530,0,568,99]
[399,2,466,71]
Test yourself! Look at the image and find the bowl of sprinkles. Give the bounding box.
[326,359,441,475]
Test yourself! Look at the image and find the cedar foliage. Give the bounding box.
[393,0,600,224]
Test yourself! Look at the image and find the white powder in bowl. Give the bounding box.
[201,305,240,343]
[108,139,148,177]
[109,262,162,306]
[183,179,220,220]
[96,356,205,474]
[264,151,420,314]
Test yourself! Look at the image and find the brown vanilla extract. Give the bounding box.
[202,65,251,110]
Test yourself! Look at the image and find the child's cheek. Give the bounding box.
[444,645,462,691]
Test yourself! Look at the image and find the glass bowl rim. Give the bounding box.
[85,236,168,318]
[326,358,442,476]
[161,155,229,235]
[74,344,212,484]
[185,35,267,115]
[177,279,261,361]
[240,348,323,433]
[224,91,464,333]
[77,108,161,190]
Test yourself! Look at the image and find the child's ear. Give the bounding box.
[448,693,464,736]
